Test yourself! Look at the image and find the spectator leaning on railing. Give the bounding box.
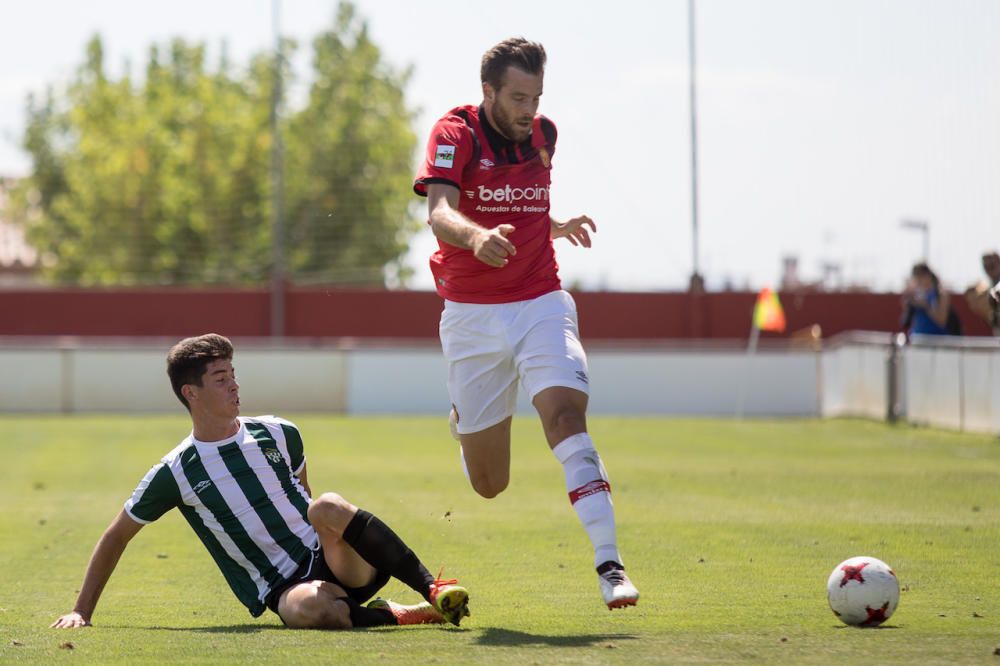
[902,262,961,337]
[964,251,1000,336]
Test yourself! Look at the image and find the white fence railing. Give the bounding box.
[0,337,818,417]
[821,332,1000,434]
[1,335,997,434]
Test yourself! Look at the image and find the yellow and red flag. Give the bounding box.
[753,287,786,332]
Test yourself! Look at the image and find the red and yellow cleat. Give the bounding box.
[366,598,445,626]
[429,571,470,626]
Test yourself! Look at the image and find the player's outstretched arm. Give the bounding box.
[550,215,596,247]
[427,183,516,267]
[51,510,144,628]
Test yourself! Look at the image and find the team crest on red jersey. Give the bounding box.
[538,147,551,168]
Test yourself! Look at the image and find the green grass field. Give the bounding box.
[1,415,998,664]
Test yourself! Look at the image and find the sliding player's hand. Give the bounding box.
[472,224,517,267]
[51,611,92,628]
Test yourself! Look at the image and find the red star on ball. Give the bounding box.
[839,562,869,587]
[861,601,890,626]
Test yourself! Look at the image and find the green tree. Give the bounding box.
[285,2,419,284]
[8,1,417,286]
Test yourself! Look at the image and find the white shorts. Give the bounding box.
[439,289,590,434]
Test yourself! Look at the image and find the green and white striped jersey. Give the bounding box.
[124,415,317,617]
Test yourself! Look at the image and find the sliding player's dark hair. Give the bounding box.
[167,333,234,410]
[481,37,546,91]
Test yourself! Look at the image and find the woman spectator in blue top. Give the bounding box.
[902,262,952,336]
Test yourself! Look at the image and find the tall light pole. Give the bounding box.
[269,0,286,337]
[687,0,703,292]
[900,218,929,263]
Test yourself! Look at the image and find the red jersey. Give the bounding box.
[414,105,561,303]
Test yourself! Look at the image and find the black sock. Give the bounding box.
[338,596,397,627]
[342,509,436,602]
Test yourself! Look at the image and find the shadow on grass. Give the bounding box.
[133,624,281,634]
[475,627,638,648]
[122,623,474,635]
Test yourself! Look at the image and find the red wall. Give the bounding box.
[0,287,992,339]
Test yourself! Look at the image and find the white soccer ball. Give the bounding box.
[826,556,899,627]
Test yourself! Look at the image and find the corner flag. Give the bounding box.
[753,287,786,332]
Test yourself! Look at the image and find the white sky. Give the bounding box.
[1,0,998,292]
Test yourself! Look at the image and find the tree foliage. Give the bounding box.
[9,2,417,286]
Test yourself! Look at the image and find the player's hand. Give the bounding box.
[552,215,596,247]
[471,224,516,267]
[51,612,92,628]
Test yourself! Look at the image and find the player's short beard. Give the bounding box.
[491,100,531,143]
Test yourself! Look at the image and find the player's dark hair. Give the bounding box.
[481,37,546,91]
[167,333,234,411]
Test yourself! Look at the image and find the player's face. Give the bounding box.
[187,358,240,422]
[485,66,543,143]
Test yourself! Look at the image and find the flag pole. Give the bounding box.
[738,287,785,418]
[737,321,759,419]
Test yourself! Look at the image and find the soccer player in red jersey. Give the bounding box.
[414,38,639,609]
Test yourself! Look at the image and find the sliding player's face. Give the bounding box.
[486,66,543,143]
[187,358,241,422]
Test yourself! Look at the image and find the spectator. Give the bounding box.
[963,251,1000,335]
[902,263,955,336]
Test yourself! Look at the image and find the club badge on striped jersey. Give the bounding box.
[263,448,282,464]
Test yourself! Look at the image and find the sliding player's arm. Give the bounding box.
[51,510,144,628]
[427,183,516,268]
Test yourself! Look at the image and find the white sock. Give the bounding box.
[551,433,622,569]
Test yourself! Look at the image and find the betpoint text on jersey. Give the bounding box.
[473,184,549,203]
